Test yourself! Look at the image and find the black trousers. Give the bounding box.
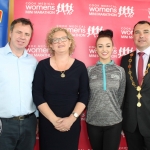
[124,125,150,150]
[87,122,122,150]
[0,114,37,150]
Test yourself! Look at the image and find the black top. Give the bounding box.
[33,58,89,116]
[32,58,89,150]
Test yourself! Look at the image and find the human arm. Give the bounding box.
[55,102,86,131]
[55,62,89,131]
[118,67,126,108]
[32,60,62,127]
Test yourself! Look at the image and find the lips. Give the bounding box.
[138,38,146,42]
[17,39,25,44]
[58,45,65,48]
[102,52,108,55]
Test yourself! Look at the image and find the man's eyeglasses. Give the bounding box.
[52,36,69,44]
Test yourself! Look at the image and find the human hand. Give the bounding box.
[51,117,63,128]
[55,115,76,132]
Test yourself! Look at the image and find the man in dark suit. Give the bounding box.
[120,20,150,150]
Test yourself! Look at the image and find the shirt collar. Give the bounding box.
[4,43,28,57]
[136,46,150,56]
[96,60,114,65]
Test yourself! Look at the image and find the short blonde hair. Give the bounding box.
[46,27,75,56]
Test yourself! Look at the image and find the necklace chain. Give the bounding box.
[54,57,70,78]
[128,52,150,107]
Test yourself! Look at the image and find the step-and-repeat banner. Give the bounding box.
[1,0,150,149]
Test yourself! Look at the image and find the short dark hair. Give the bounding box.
[96,29,114,45]
[133,20,150,32]
[10,18,33,32]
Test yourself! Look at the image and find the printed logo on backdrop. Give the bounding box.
[81,112,86,121]
[118,6,134,18]
[25,2,55,14]
[121,27,133,39]
[121,131,125,138]
[89,4,134,18]
[0,10,3,23]
[118,47,133,58]
[56,25,103,37]
[89,4,117,16]
[57,25,86,37]
[87,26,103,37]
[56,3,74,15]
[148,8,150,18]
[27,45,50,58]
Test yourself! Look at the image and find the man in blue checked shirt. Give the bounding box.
[0,18,38,150]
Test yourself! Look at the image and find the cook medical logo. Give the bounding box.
[0,10,3,23]
[56,3,74,15]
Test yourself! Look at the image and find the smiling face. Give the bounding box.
[96,37,113,64]
[9,22,32,52]
[50,30,72,55]
[133,23,150,51]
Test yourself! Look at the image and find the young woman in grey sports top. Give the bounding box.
[86,29,126,150]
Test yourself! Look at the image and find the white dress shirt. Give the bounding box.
[136,46,150,78]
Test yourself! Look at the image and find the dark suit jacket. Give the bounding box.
[120,51,150,137]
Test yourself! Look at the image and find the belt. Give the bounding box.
[0,113,34,121]
[12,113,34,120]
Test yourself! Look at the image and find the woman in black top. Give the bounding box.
[32,27,89,150]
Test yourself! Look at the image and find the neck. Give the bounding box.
[54,54,70,63]
[99,58,111,64]
[9,43,24,58]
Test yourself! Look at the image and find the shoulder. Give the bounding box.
[27,53,37,63]
[121,51,136,60]
[114,64,125,73]
[75,59,85,65]
[87,65,96,72]
[113,64,126,80]
[36,57,50,68]
[74,59,86,68]
[0,43,9,55]
[114,64,124,70]
[39,57,50,64]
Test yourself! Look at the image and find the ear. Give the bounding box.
[50,44,52,48]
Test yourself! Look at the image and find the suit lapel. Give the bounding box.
[142,57,150,88]
[131,51,139,86]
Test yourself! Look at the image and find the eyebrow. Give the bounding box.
[98,43,111,45]
[134,29,150,32]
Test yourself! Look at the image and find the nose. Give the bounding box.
[57,38,62,43]
[20,33,26,39]
[139,32,144,38]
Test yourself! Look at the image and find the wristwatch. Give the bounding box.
[72,112,79,118]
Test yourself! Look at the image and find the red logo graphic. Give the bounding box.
[0,10,3,23]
